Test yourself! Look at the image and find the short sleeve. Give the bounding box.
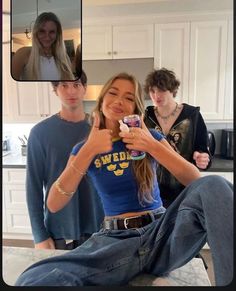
[71,141,85,156]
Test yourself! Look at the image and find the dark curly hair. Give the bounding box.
[144,68,180,97]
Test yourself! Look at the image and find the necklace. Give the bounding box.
[41,50,53,61]
[43,50,52,57]
[155,102,179,123]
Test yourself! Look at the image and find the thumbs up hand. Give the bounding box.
[86,111,113,155]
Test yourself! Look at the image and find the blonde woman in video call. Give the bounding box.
[12,12,75,81]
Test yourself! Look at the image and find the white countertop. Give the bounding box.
[2,152,26,168]
[2,152,233,172]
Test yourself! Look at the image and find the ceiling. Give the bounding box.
[83,0,233,18]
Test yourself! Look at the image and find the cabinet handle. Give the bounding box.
[113,51,117,55]
[107,51,112,55]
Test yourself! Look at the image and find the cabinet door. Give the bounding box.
[48,84,62,114]
[4,184,28,210]
[3,168,26,184]
[82,26,112,60]
[113,24,154,59]
[3,169,27,211]
[12,82,51,122]
[2,189,7,233]
[154,23,190,104]
[3,40,51,123]
[3,168,33,236]
[189,20,227,120]
[2,43,12,122]
[6,209,32,234]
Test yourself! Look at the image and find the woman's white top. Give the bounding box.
[39,56,60,80]
[21,56,61,80]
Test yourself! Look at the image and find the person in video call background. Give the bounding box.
[12,12,75,81]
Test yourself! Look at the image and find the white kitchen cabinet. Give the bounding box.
[189,20,228,120]
[112,24,154,59]
[3,168,33,240]
[2,187,7,233]
[3,42,61,123]
[154,20,229,121]
[154,22,190,104]
[82,26,112,60]
[3,11,232,123]
[11,82,51,122]
[2,17,49,123]
[2,43,12,123]
[82,24,154,60]
[12,82,61,122]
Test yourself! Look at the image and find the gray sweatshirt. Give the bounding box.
[26,114,104,243]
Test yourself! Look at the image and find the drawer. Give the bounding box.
[6,209,32,234]
[3,169,26,184]
[4,185,27,210]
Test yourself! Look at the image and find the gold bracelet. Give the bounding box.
[55,179,75,197]
[70,162,86,176]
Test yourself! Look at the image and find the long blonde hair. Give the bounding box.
[25,12,74,80]
[92,72,155,205]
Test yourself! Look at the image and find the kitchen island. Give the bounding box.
[3,246,211,286]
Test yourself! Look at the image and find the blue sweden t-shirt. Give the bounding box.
[71,129,164,216]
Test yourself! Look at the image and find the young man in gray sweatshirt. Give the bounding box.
[26,70,104,249]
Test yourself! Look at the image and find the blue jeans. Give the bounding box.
[15,175,233,286]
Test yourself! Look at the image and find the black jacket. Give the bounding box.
[144,103,211,206]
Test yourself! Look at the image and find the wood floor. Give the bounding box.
[3,239,215,286]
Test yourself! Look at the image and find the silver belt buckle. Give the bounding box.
[103,220,112,229]
[123,215,140,229]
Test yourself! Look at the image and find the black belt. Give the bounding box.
[102,212,164,230]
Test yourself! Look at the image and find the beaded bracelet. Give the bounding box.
[70,162,86,176]
[55,179,75,197]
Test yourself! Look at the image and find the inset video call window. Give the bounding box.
[11,0,82,81]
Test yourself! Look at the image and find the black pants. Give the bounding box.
[54,234,92,250]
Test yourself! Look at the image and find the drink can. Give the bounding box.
[123,114,146,160]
